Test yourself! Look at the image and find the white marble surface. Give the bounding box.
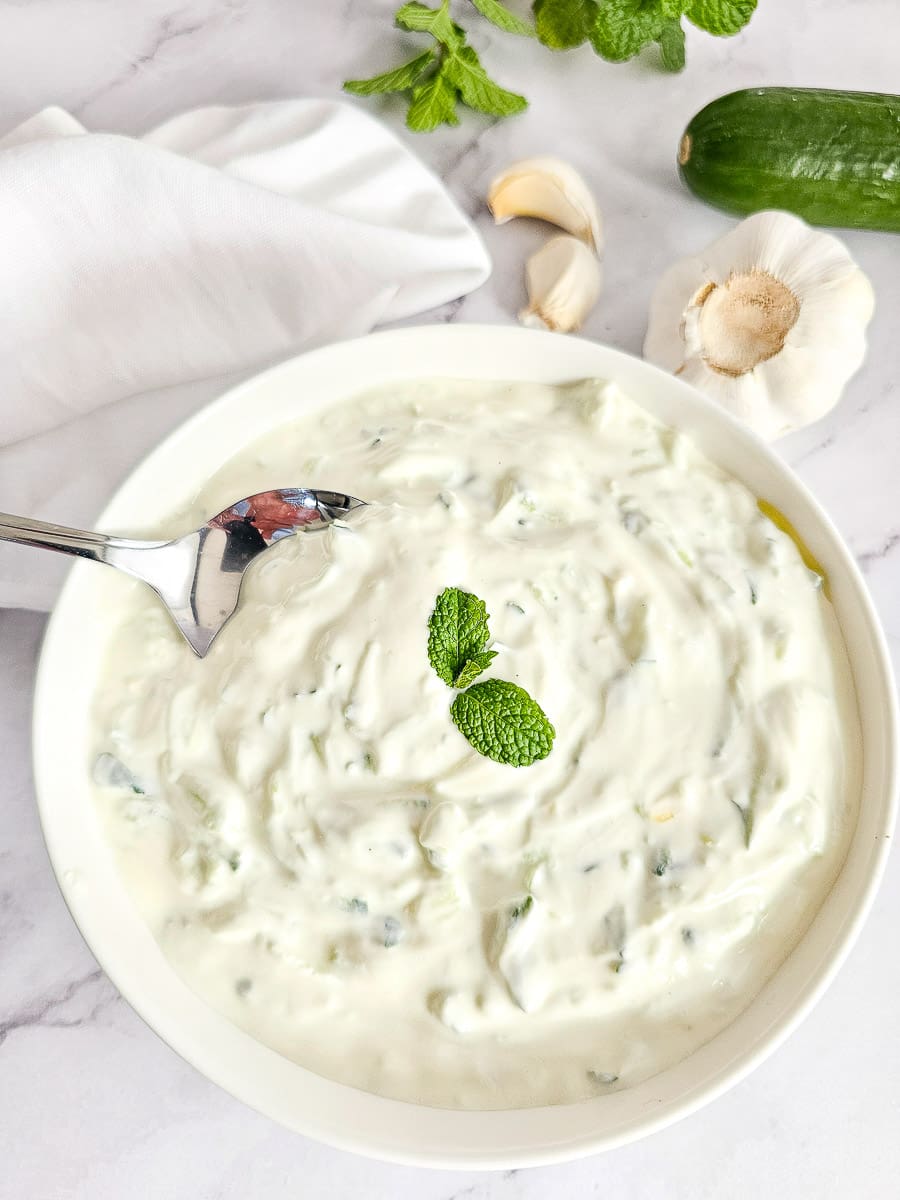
[1,1,899,1196]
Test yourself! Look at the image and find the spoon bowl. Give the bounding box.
[0,488,366,655]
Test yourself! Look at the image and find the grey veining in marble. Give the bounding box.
[1,2,899,1197]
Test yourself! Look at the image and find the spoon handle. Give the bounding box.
[0,512,158,562]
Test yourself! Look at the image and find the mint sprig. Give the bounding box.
[344,0,526,132]
[344,0,758,129]
[427,587,555,767]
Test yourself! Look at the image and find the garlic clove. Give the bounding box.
[488,157,602,251]
[519,234,602,334]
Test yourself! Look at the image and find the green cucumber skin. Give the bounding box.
[679,88,900,232]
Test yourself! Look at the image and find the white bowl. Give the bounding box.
[33,326,898,1167]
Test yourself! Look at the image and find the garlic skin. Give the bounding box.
[519,235,602,334]
[643,211,875,441]
[488,157,603,251]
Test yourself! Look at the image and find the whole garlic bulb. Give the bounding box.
[643,211,875,440]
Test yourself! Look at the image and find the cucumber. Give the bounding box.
[678,88,900,232]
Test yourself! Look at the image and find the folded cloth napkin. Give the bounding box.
[0,100,490,610]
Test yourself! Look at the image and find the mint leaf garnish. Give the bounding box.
[453,649,498,689]
[344,49,436,96]
[427,586,493,685]
[426,587,554,766]
[534,0,595,49]
[657,17,685,69]
[471,0,536,37]
[684,0,757,36]
[451,679,555,767]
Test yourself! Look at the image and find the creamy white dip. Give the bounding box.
[91,378,859,1109]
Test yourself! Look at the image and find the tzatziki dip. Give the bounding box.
[91,378,859,1109]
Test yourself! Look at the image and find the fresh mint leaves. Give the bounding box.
[344,0,526,132]
[427,587,555,767]
[344,0,758,129]
[451,679,556,767]
[587,0,756,66]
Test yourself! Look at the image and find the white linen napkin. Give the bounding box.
[0,100,490,610]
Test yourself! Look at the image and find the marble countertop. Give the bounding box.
[1,2,898,1196]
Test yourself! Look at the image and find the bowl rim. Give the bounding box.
[32,325,899,1168]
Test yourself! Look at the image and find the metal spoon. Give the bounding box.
[0,488,366,656]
